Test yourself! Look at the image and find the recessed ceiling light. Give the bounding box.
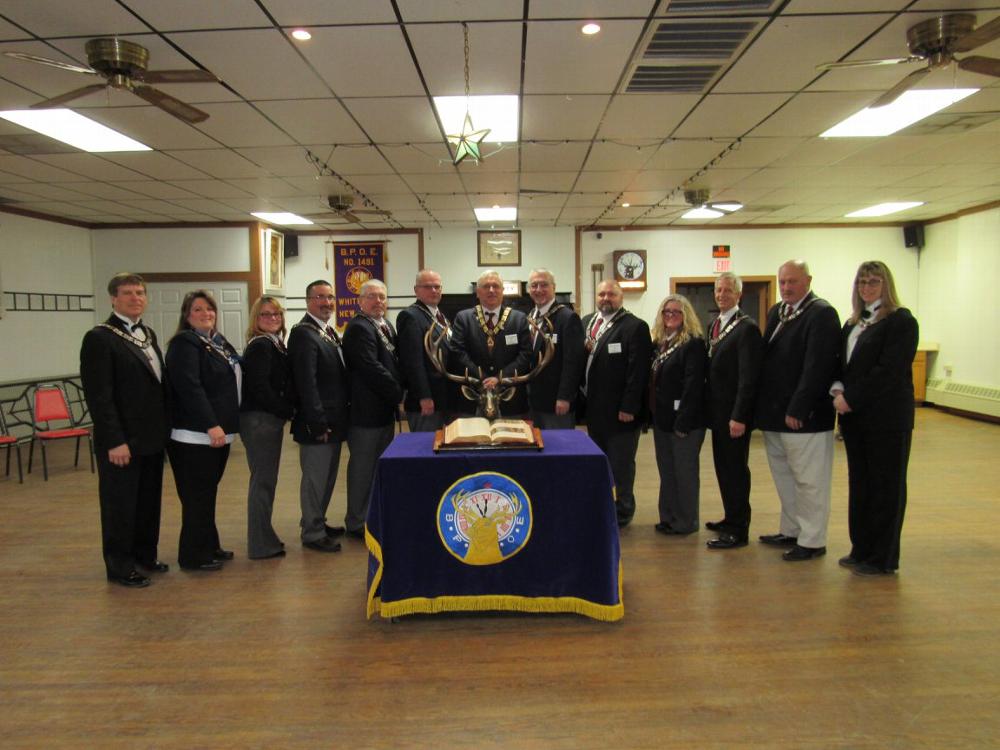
[821,89,979,137]
[581,23,601,35]
[252,212,314,225]
[474,206,517,222]
[433,95,519,143]
[290,29,312,41]
[681,206,724,220]
[0,109,150,152]
[845,202,924,218]
[621,202,630,208]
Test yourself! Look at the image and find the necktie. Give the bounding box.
[711,317,720,338]
[436,310,447,326]
[325,325,339,343]
[487,312,496,327]
[130,321,143,333]
[590,316,602,338]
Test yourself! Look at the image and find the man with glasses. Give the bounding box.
[342,279,403,539]
[450,270,534,417]
[397,269,451,431]
[580,280,652,527]
[756,260,840,562]
[525,268,584,429]
[288,280,349,553]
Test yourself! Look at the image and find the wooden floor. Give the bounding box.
[1,407,998,749]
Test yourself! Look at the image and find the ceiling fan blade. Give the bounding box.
[957,55,1000,78]
[816,56,919,72]
[142,69,219,85]
[3,51,97,75]
[339,210,362,223]
[29,83,108,108]
[132,84,210,123]
[954,16,1000,53]
[870,66,931,108]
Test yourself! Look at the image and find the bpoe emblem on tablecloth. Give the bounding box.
[437,472,532,566]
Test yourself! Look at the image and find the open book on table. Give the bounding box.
[441,417,538,447]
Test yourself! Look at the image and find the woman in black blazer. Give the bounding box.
[832,261,918,576]
[649,294,707,536]
[240,296,293,560]
[166,290,241,571]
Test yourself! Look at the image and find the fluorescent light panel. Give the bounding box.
[0,109,150,152]
[681,206,724,219]
[821,89,979,137]
[845,202,923,218]
[252,212,314,225]
[433,95,519,143]
[474,206,517,222]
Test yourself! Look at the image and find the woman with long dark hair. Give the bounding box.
[240,296,293,560]
[166,290,241,572]
[832,261,918,576]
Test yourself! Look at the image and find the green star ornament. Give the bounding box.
[447,112,490,165]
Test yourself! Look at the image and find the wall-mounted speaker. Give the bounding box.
[903,224,924,249]
[284,233,299,258]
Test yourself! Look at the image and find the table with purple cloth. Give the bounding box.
[364,429,623,621]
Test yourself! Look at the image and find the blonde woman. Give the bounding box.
[649,294,707,536]
[241,296,293,560]
[832,261,918,576]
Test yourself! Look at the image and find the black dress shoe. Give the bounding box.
[705,519,726,531]
[137,559,169,573]
[707,533,748,549]
[180,560,223,571]
[782,544,826,561]
[345,528,365,540]
[303,537,342,553]
[853,563,895,577]
[213,548,234,560]
[759,533,798,547]
[325,524,346,537]
[838,555,859,568]
[107,570,151,588]
[655,522,696,536]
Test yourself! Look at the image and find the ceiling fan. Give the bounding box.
[681,188,743,218]
[3,37,219,123]
[816,14,1000,108]
[323,194,392,224]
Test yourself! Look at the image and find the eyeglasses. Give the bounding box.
[416,284,442,291]
[661,309,683,317]
[258,311,283,318]
[856,278,883,288]
[309,295,335,302]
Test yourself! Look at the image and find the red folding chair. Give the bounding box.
[0,408,23,484]
[28,384,94,481]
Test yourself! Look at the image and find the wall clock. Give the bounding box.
[613,249,647,291]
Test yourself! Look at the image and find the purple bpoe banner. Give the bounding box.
[333,242,385,330]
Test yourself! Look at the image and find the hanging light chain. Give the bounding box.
[463,22,471,99]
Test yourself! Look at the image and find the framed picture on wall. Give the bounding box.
[264,229,284,293]
[477,230,520,267]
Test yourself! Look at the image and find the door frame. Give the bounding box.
[670,275,775,333]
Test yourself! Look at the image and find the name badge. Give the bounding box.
[550,334,558,344]
[608,342,622,354]
[674,399,681,410]
[505,333,519,345]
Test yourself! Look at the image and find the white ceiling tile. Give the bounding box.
[168,29,331,99]
[117,181,210,199]
[523,95,610,140]
[394,173,465,193]
[6,182,86,200]
[646,139,730,170]
[458,172,519,193]
[583,141,659,171]
[532,0,657,18]
[524,19,647,94]
[343,174,410,193]
[266,0,397,25]
[573,171,633,192]
[99,152,209,180]
[167,180,255,199]
[720,137,808,169]
[222,177,301,197]
[344,98,442,142]
[365,194,423,210]
[627,168,709,191]
[234,146,323,177]
[397,0,524,22]
[1,1,148,37]
[254,100,367,144]
[674,94,792,139]
[519,172,577,192]
[518,142,590,172]
[122,0,271,30]
[299,26,424,98]
[599,94,701,138]
[29,154,148,181]
[750,91,877,137]
[166,149,272,179]
[83,106,222,150]
[423,194,474,209]
[192,103,297,147]
[380,143,453,172]
[407,22,523,96]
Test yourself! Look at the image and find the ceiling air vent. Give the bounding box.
[626,64,720,92]
[646,21,756,59]
[666,0,777,12]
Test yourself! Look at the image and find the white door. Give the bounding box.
[144,282,249,352]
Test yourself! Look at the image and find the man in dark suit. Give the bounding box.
[756,260,840,562]
[343,279,404,539]
[449,270,534,417]
[396,269,450,432]
[288,280,349,553]
[526,268,585,429]
[80,272,168,587]
[580,280,652,527]
[704,272,763,550]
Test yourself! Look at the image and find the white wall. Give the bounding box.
[579,226,920,324]
[0,213,93,380]
[918,207,1000,387]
